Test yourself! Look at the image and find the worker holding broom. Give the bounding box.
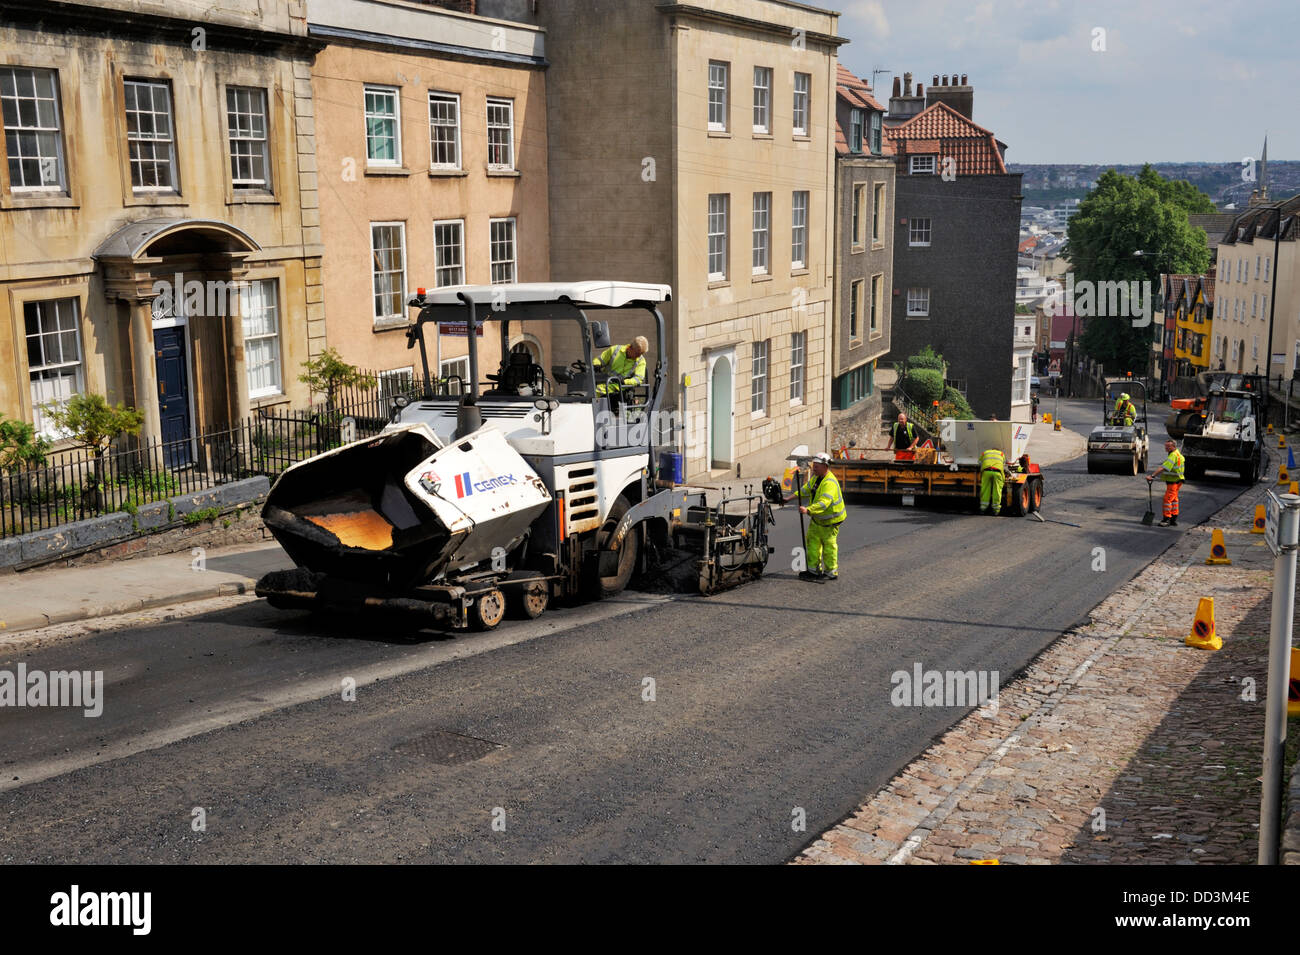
[785,452,847,581]
[1147,439,1185,527]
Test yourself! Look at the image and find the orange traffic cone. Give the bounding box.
[1291,481,1299,496]
[1206,529,1232,565]
[1253,504,1267,534]
[1268,422,1275,433]
[1278,465,1289,485]
[1281,434,1288,449]
[1288,648,1300,717]
[1186,597,1222,651]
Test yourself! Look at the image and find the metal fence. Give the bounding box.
[0,369,422,540]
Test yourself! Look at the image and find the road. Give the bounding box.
[0,399,1253,863]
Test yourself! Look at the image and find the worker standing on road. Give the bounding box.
[1147,439,1185,527]
[785,452,846,581]
[886,412,921,461]
[594,336,648,396]
[1111,393,1136,426]
[979,446,1007,515]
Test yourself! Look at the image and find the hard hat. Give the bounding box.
[1121,393,1130,400]
[813,452,832,464]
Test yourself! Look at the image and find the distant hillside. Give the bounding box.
[1007,161,1300,208]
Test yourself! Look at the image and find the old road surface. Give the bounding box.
[0,400,1250,862]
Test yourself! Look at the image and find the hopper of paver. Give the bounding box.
[261,423,551,590]
[941,420,1033,465]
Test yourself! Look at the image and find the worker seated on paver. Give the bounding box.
[1110,393,1136,426]
[594,336,648,398]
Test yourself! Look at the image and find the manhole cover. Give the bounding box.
[392,730,502,765]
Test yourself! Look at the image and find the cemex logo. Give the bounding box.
[1014,426,1027,441]
[455,472,518,498]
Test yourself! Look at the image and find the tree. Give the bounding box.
[1064,165,1212,371]
[298,348,374,410]
[0,417,50,472]
[42,394,145,511]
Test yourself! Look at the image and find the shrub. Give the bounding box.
[902,367,944,405]
[941,387,975,419]
[907,346,946,372]
[0,417,50,472]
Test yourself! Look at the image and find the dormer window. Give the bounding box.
[909,155,937,175]
[849,109,863,153]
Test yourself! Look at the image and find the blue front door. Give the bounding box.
[154,325,192,468]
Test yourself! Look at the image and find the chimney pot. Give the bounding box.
[961,73,968,85]
[903,72,912,95]
[917,83,923,97]
[933,75,939,86]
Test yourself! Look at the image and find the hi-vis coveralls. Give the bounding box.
[796,470,847,575]
[594,344,646,396]
[1158,447,1185,518]
[979,448,1007,514]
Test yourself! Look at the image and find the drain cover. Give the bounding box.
[393,730,501,765]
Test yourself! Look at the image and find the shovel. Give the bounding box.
[1141,479,1156,525]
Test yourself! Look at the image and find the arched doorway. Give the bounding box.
[708,349,734,470]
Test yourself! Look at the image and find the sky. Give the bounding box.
[834,0,1297,165]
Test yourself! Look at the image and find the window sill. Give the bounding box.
[792,134,811,142]
[486,167,520,178]
[1,192,78,210]
[228,192,278,205]
[871,241,885,250]
[850,245,865,255]
[751,273,772,283]
[707,129,732,139]
[790,267,809,276]
[365,166,411,177]
[752,131,773,139]
[373,317,409,332]
[708,279,730,290]
[250,392,288,408]
[869,330,883,341]
[789,399,804,408]
[908,242,931,249]
[125,193,188,208]
[750,411,770,422]
[906,314,930,320]
[429,168,468,178]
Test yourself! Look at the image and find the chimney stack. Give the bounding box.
[925,70,974,119]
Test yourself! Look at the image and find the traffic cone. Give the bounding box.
[1042,413,1052,423]
[1186,597,1222,651]
[1053,418,1062,431]
[1281,435,1288,449]
[1288,648,1300,718]
[1253,504,1267,534]
[1206,529,1232,565]
[1291,481,1299,496]
[1268,422,1275,433]
[1278,465,1289,485]
[1289,448,1296,471]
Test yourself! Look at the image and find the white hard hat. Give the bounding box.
[813,452,832,464]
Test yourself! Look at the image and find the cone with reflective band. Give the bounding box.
[1278,465,1289,485]
[1253,504,1267,534]
[1205,528,1232,565]
[1186,597,1222,651]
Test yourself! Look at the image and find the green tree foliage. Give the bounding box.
[1064,165,1212,370]
[907,346,946,372]
[298,348,374,410]
[42,394,145,512]
[902,367,944,405]
[940,387,974,419]
[0,416,50,472]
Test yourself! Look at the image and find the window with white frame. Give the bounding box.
[1253,293,1258,317]
[708,194,728,280]
[1,67,65,190]
[440,356,470,393]
[849,109,863,153]
[377,366,415,401]
[907,287,930,317]
[1263,295,1268,317]
[433,219,465,287]
[25,298,83,436]
[489,217,517,284]
[869,111,882,155]
[752,67,772,133]
[791,190,808,269]
[790,331,805,403]
[849,279,862,339]
[792,72,809,136]
[226,86,270,191]
[124,79,177,190]
[872,183,885,243]
[708,61,728,131]
[486,97,514,170]
[1256,255,1261,279]
[851,183,864,248]
[428,92,461,169]
[870,274,882,335]
[1265,256,1271,281]
[1013,355,1029,404]
[1238,259,1244,282]
[370,222,406,322]
[909,217,932,247]
[752,192,770,274]
[751,339,768,415]
[364,85,400,166]
[909,155,936,175]
[240,279,281,398]
[1253,335,1259,358]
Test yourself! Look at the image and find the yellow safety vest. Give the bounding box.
[979,448,1006,472]
[595,344,646,389]
[1161,449,1185,482]
[800,471,846,526]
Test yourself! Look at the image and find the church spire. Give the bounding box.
[1260,135,1269,202]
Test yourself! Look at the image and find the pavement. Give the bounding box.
[796,443,1291,865]
[0,541,290,637]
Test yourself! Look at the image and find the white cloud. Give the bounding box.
[842,0,890,38]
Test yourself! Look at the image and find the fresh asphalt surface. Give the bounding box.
[0,399,1254,863]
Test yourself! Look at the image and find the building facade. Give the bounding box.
[884,75,1022,419]
[307,0,550,387]
[0,0,323,460]
[830,64,893,434]
[536,0,843,479]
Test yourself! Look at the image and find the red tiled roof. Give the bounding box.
[836,63,884,111]
[1019,238,1038,253]
[884,101,1007,175]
